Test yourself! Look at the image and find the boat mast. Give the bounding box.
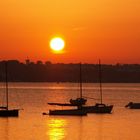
[5,61,9,110]
[99,59,103,104]
[79,63,82,98]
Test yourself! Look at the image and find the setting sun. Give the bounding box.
[50,37,65,53]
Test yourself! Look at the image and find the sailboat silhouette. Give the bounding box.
[0,61,19,117]
[81,60,113,113]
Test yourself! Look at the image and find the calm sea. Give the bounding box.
[0,83,140,140]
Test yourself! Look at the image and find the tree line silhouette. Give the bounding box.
[0,60,140,83]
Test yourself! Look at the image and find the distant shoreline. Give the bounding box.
[0,81,140,83]
[0,60,140,83]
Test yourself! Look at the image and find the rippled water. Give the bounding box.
[0,83,140,140]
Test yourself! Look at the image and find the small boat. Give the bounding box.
[47,102,87,116]
[81,60,113,113]
[47,100,87,116]
[49,109,87,116]
[46,63,87,116]
[69,63,87,107]
[125,102,140,109]
[0,109,19,117]
[0,62,19,117]
[47,101,87,116]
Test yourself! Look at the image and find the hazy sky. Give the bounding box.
[0,0,140,63]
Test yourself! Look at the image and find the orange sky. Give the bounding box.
[0,0,140,64]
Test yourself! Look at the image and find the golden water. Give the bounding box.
[0,83,140,140]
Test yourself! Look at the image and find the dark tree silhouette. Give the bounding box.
[0,60,140,83]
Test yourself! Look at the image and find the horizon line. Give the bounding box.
[0,59,140,65]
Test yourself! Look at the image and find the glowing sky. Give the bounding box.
[0,0,140,63]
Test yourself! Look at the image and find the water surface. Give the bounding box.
[0,83,140,140]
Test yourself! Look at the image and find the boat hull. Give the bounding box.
[0,109,19,117]
[49,109,87,116]
[82,104,113,113]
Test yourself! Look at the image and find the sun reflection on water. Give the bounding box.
[47,119,67,140]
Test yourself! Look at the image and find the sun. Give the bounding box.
[50,37,65,53]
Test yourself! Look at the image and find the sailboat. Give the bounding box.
[46,101,87,116]
[0,62,19,117]
[81,60,113,113]
[69,63,87,107]
[44,63,87,116]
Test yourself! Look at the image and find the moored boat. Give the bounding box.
[49,109,87,116]
[0,61,19,117]
[80,60,113,114]
[125,102,140,109]
[46,63,88,116]
[0,109,19,117]
[69,63,87,107]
